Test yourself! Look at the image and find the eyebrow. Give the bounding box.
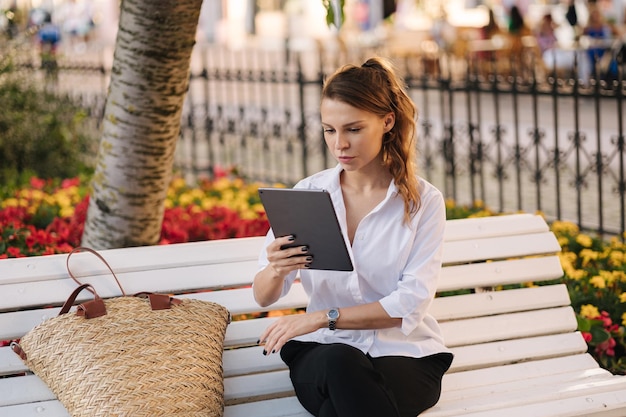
[321,120,365,128]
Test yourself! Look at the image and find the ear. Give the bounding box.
[383,113,395,132]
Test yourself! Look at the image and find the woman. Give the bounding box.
[253,57,453,417]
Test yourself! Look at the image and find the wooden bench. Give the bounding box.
[2,213,626,416]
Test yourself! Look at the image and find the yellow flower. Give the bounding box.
[60,206,74,218]
[619,293,626,303]
[557,236,569,247]
[580,304,600,319]
[221,189,235,203]
[189,188,204,200]
[562,259,586,279]
[551,220,579,235]
[599,270,617,285]
[610,270,626,284]
[240,209,257,220]
[201,197,216,210]
[232,178,244,189]
[178,193,193,207]
[579,249,598,268]
[2,198,19,208]
[622,312,626,326]
[576,234,593,248]
[609,251,624,267]
[213,178,232,191]
[589,275,606,288]
[54,194,71,209]
[170,177,186,191]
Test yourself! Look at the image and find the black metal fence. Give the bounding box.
[22,42,626,237]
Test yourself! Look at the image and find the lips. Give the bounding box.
[338,156,354,163]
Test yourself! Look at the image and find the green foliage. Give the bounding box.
[0,58,96,188]
[321,0,346,28]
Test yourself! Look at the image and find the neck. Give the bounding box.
[340,165,392,193]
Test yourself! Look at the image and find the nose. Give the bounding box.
[334,133,349,150]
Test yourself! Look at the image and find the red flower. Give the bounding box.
[29,177,47,190]
[7,246,25,258]
[61,178,81,188]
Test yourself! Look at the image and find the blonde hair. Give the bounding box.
[322,57,420,223]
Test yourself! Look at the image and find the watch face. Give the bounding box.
[328,309,339,320]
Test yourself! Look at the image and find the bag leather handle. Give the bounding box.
[59,283,107,318]
[65,247,179,317]
[66,246,127,297]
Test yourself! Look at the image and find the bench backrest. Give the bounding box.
[0,213,571,412]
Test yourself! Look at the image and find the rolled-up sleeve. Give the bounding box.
[378,190,446,335]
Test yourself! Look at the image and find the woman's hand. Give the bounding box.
[253,235,311,307]
[265,235,312,278]
[258,311,325,355]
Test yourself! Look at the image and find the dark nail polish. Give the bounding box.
[271,350,275,354]
[262,349,267,356]
[256,339,260,345]
[305,256,313,261]
[288,235,295,241]
[301,246,308,252]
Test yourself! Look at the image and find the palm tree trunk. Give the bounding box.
[81,0,203,249]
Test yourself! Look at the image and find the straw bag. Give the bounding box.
[11,247,231,417]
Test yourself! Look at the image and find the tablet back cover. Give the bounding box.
[258,188,353,271]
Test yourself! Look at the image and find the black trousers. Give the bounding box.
[280,340,453,417]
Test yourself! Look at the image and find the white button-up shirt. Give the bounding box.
[257,165,450,358]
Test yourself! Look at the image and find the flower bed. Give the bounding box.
[1,178,625,374]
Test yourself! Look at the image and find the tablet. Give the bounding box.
[258,188,354,271]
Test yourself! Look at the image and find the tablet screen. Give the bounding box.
[258,188,354,271]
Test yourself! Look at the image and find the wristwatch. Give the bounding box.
[326,308,340,331]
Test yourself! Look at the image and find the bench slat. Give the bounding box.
[443,231,561,265]
[441,306,577,347]
[438,256,564,292]
[442,353,602,392]
[0,375,55,407]
[0,237,265,284]
[450,332,588,372]
[427,377,626,416]
[432,284,571,321]
[443,214,549,242]
[225,396,311,417]
[0,260,261,312]
[450,390,626,417]
[223,345,286,378]
[0,346,29,376]
[0,400,69,417]
[224,370,293,404]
